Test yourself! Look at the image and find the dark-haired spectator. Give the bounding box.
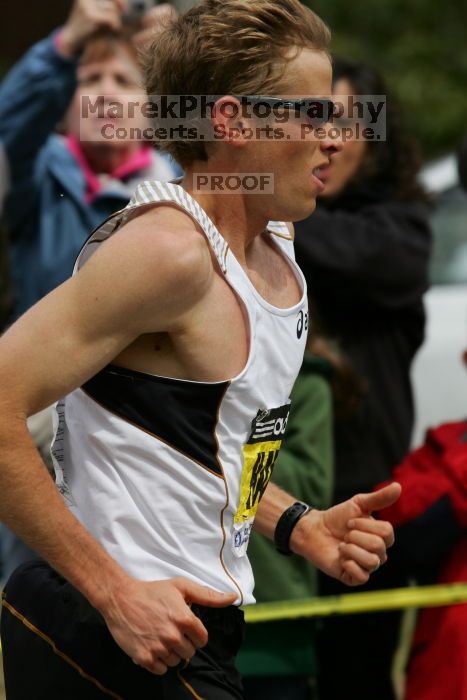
[0,0,178,585]
[294,58,432,700]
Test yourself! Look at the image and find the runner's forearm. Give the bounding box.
[254,481,299,538]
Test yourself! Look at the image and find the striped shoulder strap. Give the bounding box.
[121,180,229,273]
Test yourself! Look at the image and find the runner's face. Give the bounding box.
[245,48,338,222]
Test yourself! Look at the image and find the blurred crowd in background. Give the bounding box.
[1,1,467,700]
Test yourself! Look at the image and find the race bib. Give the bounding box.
[232,403,290,558]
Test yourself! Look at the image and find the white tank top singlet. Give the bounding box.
[51,179,308,605]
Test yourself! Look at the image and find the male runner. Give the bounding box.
[0,1,400,698]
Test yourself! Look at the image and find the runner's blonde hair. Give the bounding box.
[143,0,331,165]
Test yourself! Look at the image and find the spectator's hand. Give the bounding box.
[60,0,128,56]
[133,3,178,51]
[291,482,401,586]
[102,576,236,674]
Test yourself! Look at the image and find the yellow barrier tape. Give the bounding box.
[243,583,467,623]
[1,583,467,656]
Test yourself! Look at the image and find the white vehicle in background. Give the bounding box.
[411,154,467,445]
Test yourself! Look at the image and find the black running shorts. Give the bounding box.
[1,560,245,700]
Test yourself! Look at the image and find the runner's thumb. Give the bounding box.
[175,579,237,608]
[354,482,402,515]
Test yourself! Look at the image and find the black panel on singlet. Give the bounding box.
[82,365,229,477]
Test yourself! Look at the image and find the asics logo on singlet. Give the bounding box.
[296,310,308,339]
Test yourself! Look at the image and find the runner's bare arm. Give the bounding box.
[0,208,235,674]
[255,480,400,587]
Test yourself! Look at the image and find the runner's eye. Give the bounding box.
[299,100,334,129]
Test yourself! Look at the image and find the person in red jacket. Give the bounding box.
[377,350,467,699]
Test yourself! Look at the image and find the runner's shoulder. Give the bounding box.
[107,203,214,312]
[119,203,211,265]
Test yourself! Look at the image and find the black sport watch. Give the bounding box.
[274,501,313,556]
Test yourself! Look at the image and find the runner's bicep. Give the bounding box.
[0,274,139,417]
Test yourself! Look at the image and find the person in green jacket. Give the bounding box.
[238,351,334,700]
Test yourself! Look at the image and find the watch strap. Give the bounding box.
[274,501,313,556]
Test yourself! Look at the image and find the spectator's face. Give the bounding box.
[318,78,368,198]
[66,46,150,147]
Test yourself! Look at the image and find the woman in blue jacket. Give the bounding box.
[0,0,177,322]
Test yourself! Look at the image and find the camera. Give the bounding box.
[124,0,159,21]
